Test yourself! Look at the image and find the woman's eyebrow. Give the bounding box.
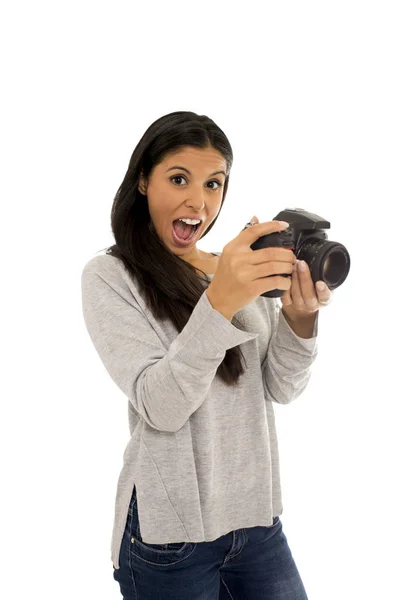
[165,166,226,177]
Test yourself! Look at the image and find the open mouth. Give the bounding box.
[171,220,201,245]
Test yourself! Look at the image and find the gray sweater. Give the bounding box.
[81,252,319,570]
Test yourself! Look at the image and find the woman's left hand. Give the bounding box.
[281,259,333,320]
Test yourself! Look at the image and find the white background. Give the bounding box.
[1,1,398,598]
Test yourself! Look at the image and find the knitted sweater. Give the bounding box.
[81,252,319,570]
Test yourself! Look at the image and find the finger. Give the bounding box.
[241,219,289,243]
[290,260,305,307]
[296,260,318,309]
[316,281,333,305]
[281,284,292,306]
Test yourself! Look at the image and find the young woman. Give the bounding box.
[81,111,326,599]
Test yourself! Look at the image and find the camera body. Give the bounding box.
[245,208,351,299]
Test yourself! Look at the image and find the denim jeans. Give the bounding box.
[113,486,308,599]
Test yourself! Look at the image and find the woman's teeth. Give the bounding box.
[178,218,201,226]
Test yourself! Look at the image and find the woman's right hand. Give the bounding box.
[206,217,296,320]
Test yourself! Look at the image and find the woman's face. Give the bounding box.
[139,146,227,264]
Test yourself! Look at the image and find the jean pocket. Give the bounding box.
[129,536,197,565]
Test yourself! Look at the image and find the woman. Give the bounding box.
[81,111,331,599]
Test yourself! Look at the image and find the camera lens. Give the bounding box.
[300,239,350,291]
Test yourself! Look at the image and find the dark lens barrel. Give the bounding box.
[261,238,350,298]
[301,240,350,291]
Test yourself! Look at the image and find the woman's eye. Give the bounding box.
[170,175,223,190]
[170,175,187,186]
[208,180,223,190]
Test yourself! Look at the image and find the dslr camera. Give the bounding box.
[244,208,351,299]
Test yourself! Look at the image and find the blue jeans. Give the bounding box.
[113,486,308,599]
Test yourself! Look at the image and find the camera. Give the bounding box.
[244,208,351,299]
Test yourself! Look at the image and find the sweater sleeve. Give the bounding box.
[81,258,258,433]
[261,299,319,405]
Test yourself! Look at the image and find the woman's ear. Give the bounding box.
[138,172,147,195]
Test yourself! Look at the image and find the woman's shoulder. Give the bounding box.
[81,252,122,278]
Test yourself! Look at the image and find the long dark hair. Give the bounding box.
[101,111,247,386]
